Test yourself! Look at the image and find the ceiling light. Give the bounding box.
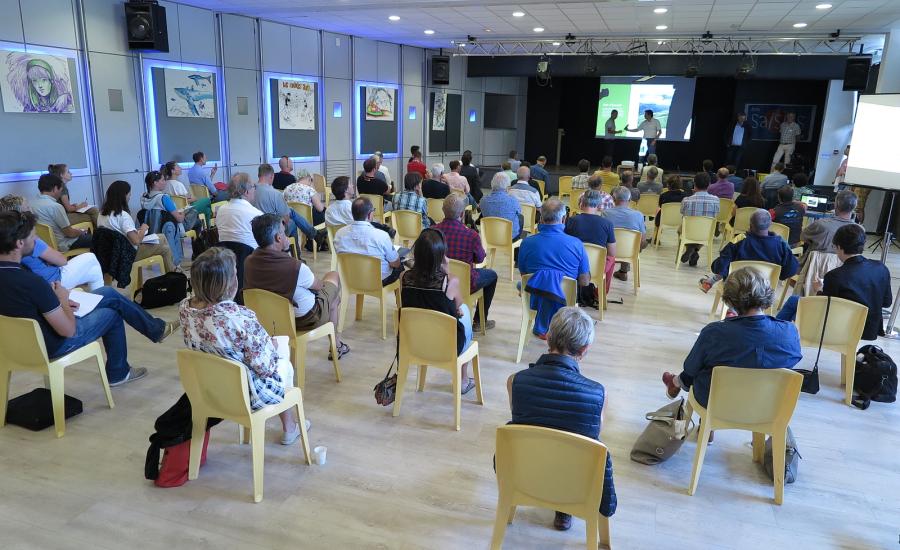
[533,27,545,32]
[654,8,668,14]
[815,3,832,9]
[793,22,807,28]
[388,15,400,21]
[656,25,668,30]
[484,28,493,32]
[513,11,525,17]
[424,29,435,35]
[552,41,561,46]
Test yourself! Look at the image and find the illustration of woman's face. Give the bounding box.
[28,69,53,98]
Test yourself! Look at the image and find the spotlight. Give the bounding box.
[467,35,477,44]
[685,64,698,78]
[736,60,753,78]
[565,33,576,45]
[701,31,713,42]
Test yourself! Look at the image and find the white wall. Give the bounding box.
[814,80,856,188]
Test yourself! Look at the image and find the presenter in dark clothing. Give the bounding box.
[725,113,751,170]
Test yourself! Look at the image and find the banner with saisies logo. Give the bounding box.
[745,103,816,142]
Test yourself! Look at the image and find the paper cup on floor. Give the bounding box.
[313,446,327,465]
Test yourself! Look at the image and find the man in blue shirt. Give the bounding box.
[726,165,744,192]
[479,172,524,240]
[724,113,750,169]
[529,155,550,185]
[518,198,590,337]
[602,186,647,281]
[565,190,617,307]
[188,151,223,200]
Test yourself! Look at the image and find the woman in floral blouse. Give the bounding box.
[282,168,325,226]
[179,247,305,445]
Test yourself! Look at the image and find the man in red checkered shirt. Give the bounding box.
[433,194,498,331]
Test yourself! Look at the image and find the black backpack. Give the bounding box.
[145,394,221,480]
[134,271,190,309]
[191,226,219,260]
[852,345,897,409]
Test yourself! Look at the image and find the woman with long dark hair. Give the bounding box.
[731,176,766,225]
[140,170,190,267]
[98,180,176,272]
[400,228,475,394]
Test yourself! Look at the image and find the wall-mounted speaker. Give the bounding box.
[842,56,872,91]
[125,1,169,52]
[431,56,450,86]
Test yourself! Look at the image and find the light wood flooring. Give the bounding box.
[2,234,900,550]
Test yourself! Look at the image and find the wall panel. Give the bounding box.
[401,46,423,87]
[260,21,291,73]
[90,52,144,174]
[221,14,257,70]
[0,0,25,43]
[291,27,320,77]
[143,1,181,63]
[323,32,351,80]
[377,42,400,84]
[353,37,378,83]
[21,0,77,49]
[225,67,261,166]
[324,77,351,161]
[178,5,217,65]
[83,0,129,55]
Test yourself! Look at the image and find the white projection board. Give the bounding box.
[845,94,900,190]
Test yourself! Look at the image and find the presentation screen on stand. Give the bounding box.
[594,76,696,141]
[845,94,900,191]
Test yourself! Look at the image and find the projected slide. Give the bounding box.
[845,94,900,191]
[595,77,696,142]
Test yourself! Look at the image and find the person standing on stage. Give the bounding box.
[725,112,750,170]
[604,109,621,158]
[771,112,802,169]
[624,110,662,161]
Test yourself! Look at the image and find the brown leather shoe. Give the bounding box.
[553,511,572,531]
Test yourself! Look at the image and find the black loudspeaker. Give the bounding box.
[125,1,169,52]
[432,56,450,86]
[843,56,872,91]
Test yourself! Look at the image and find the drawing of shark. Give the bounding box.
[187,74,212,88]
[174,86,214,116]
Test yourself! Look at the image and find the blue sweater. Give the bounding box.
[717,232,799,281]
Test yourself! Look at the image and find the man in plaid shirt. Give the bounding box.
[587,174,616,210]
[679,172,720,266]
[433,194,498,331]
[392,172,432,228]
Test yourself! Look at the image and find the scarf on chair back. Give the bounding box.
[243,247,302,305]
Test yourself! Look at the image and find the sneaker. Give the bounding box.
[680,249,692,263]
[109,367,148,387]
[460,378,475,395]
[698,278,714,294]
[688,251,699,267]
[662,371,680,399]
[280,419,312,445]
[157,320,180,342]
[472,319,496,332]
[328,342,350,361]
[553,512,572,531]
[613,270,628,282]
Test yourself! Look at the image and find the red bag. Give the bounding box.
[154,430,211,488]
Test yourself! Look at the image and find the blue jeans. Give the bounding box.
[161,221,183,266]
[459,303,473,354]
[288,210,317,241]
[776,295,799,322]
[49,287,165,383]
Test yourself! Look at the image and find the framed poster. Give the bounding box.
[365,86,395,121]
[432,91,447,131]
[164,68,215,118]
[0,50,75,113]
[278,79,315,130]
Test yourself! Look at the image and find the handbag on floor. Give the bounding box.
[630,397,694,465]
[5,388,82,431]
[764,427,801,484]
[852,345,898,410]
[134,271,190,308]
[145,394,221,487]
[796,296,831,395]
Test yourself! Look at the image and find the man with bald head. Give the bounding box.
[699,208,798,293]
[510,166,542,212]
[273,156,296,190]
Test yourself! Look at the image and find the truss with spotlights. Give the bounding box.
[450,35,863,56]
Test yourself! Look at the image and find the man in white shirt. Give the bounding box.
[324,176,354,227]
[509,166,543,212]
[216,173,263,250]
[772,112,802,169]
[31,174,92,252]
[374,151,391,186]
[334,196,403,286]
[625,109,662,161]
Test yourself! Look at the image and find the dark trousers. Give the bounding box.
[382,266,403,287]
[68,231,93,250]
[725,145,744,169]
[473,268,498,320]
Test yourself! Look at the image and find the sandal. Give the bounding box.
[461,378,476,395]
[328,342,350,361]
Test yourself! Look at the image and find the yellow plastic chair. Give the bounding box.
[36,222,90,258]
[243,289,341,389]
[516,274,577,363]
[613,228,642,295]
[211,200,227,218]
[724,206,757,243]
[776,274,798,310]
[521,203,537,235]
[312,173,327,196]
[637,193,660,220]
[491,425,611,550]
[448,259,486,335]
[795,296,867,405]
[190,184,210,200]
[533,179,545,198]
[770,222,791,243]
[127,254,166,299]
[757,172,769,182]
[481,217,522,281]
[288,201,326,263]
[325,224,344,271]
[392,307,483,431]
[653,202,682,248]
[359,193,390,224]
[716,198,735,238]
[709,261,781,318]
[171,195,188,210]
[336,252,400,339]
[675,216,716,270]
[583,243,608,321]
[0,315,113,438]
[426,198,445,223]
[558,176,573,200]
[177,349,311,503]
[391,209,423,248]
[568,191,585,214]
[685,366,803,505]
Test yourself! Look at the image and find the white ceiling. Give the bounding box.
[182,0,900,48]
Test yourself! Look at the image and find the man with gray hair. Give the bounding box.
[509,166,542,211]
[479,172,524,240]
[791,189,860,296]
[518,198,590,337]
[422,164,451,199]
[507,306,617,530]
[565,190,618,307]
[602,185,647,281]
[699,208,798,293]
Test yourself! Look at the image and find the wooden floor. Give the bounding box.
[3,233,900,550]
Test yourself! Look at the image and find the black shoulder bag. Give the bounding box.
[374,309,399,406]
[796,296,831,394]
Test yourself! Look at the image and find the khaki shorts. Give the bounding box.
[295,281,338,331]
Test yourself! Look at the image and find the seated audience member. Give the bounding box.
[679,172,720,267]
[762,163,789,207]
[217,172,263,250]
[519,161,545,198]
[602,186,647,281]
[463,150,478,170]
[769,185,805,246]
[640,154,663,183]
[791,190,858,296]
[443,160,474,204]
[662,267,802,407]
[407,146,427,179]
[47,163,99,228]
[791,172,814,199]
[565,190,617,304]
[726,165,744,191]
[509,166,543,211]
[254,164,316,247]
[325,176,354,226]
[283,168,326,227]
[161,161,213,222]
[637,167,662,195]
[530,155,550,185]
[518,198,590,337]
[272,156,297,191]
[188,151,225,201]
[423,164,452,199]
[32,173,93,252]
[699,209,799,293]
[356,157,392,204]
[620,170,639,201]
[334,197,403,286]
[374,152,391,185]
[140,170,198,267]
[0,195,104,290]
[392,172,431,228]
[587,174,616,210]
[479,172,524,240]
[507,306,617,530]
[501,162,517,184]
[400,228,475,394]
[433,194,497,331]
[508,150,521,172]
[735,177,766,209]
[460,153,483,202]
[244,214,349,357]
[655,176,688,228]
[572,159,591,190]
[0,210,177,386]
[180,247,305,444]
[777,224,891,341]
[708,167,735,199]
[702,159,716,182]
[593,156,621,189]
[98,180,176,273]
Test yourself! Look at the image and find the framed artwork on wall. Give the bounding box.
[0,49,76,114]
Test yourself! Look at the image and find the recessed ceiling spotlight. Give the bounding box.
[654,8,668,14]
[388,15,400,21]
[656,25,668,30]
[533,27,545,32]
[484,28,493,32]
[424,29,435,35]
[793,22,808,28]
[513,11,525,17]
[815,3,832,9]
[552,41,561,46]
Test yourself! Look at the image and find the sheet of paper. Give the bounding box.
[76,205,95,214]
[142,233,160,244]
[68,290,103,318]
[274,335,290,357]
